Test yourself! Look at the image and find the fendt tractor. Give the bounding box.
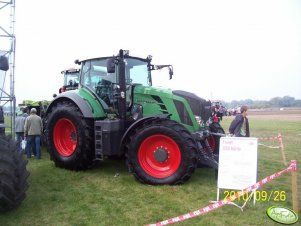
[58,68,80,94]
[45,50,224,185]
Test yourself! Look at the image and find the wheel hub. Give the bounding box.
[71,132,77,141]
[154,147,168,162]
[138,134,181,179]
[53,118,77,157]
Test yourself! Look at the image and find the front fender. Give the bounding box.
[120,114,171,150]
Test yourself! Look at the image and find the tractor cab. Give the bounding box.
[59,68,80,93]
[76,52,172,116]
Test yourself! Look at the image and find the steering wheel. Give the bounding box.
[95,84,111,105]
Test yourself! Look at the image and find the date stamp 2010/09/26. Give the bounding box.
[223,190,286,202]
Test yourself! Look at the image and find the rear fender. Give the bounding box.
[46,92,94,118]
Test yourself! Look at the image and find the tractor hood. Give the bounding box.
[134,85,211,125]
[172,90,212,123]
[134,85,174,98]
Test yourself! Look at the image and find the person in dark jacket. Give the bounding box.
[229,105,250,137]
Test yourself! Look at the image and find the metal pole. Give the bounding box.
[0,0,15,137]
[10,0,16,138]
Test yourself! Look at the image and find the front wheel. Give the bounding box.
[126,119,197,185]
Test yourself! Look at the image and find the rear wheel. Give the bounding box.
[126,119,197,185]
[0,135,29,212]
[45,101,94,170]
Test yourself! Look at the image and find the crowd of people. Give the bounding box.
[15,107,43,159]
[211,103,250,137]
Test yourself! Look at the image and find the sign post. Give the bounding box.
[217,137,258,202]
[291,160,298,213]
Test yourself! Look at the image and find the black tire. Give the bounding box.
[45,101,94,170]
[125,118,197,185]
[0,106,4,135]
[209,122,225,154]
[0,135,29,212]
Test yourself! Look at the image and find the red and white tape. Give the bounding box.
[146,160,297,226]
[258,133,282,141]
[258,133,284,149]
[258,133,286,165]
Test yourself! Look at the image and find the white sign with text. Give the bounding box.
[218,137,258,190]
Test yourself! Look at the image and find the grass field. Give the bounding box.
[0,113,300,226]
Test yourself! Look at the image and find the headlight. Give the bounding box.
[195,115,202,125]
[195,115,211,127]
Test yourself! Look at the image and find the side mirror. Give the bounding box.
[0,55,9,71]
[107,58,115,73]
[74,59,81,65]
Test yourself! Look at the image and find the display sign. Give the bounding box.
[218,137,258,190]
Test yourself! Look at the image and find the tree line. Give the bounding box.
[222,96,301,109]
[1,95,300,112]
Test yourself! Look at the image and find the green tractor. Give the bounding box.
[19,100,50,119]
[44,50,222,185]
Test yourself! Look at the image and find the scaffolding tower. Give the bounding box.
[0,0,16,137]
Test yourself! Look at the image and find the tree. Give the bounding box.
[222,96,300,108]
[282,96,295,107]
[270,97,282,107]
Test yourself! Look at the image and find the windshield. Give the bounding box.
[124,58,150,86]
[81,58,116,93]
[64,73,79,86]
[81,57,150,93]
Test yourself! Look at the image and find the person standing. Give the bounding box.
[15,111,26,152]
[24,108,43,159]
[20,107,30,155]
[229,105,250,137]
[22,107,29,118]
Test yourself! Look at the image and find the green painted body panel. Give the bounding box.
[22,100,50,107]
[77,87,106,118]
[133,85,200,132]
[76,85,201,132]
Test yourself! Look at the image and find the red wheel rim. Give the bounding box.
[138,134,181,178]
[207,135,216,153]
[53,118,77,157]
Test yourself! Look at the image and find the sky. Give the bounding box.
[1,0,301,104]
